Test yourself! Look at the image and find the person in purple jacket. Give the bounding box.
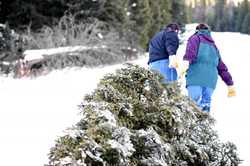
[183,23,236,112]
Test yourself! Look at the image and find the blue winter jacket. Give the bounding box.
[148,29,179,64]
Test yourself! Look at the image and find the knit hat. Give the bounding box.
[196,23,210,30]
[166,23,180,31]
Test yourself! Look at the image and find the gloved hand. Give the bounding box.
[169,55,179,68]
[178,60,189,79]
[227,85,236,97]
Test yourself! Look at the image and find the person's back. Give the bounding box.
[183,23,235,112]
[148,23,180,83]
[186,29,220,89]
[148,30,178,64]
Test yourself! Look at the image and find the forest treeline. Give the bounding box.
[0,0,250,49]
[190,0,250,34]
[0,0,187,48]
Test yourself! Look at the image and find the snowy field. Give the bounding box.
[0,26,249,165]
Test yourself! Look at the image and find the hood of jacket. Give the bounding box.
[196,30,215,43]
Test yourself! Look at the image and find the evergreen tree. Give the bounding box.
[128,0,152,48]
[235,0,249,32]
[193,0,207,23]
[186,3,193,23]
[241,12,250,34]
[159,0,172,26]
[47,64,242,166]
[101,0,128,29]
[1,0,66,29]
[0,0,198,48]
[231,3,239,32]
[170,0,188,26]
[66,0,105,20]
[214,0,227,31]
[0,0,7,23]
[147,0,172,39]
[224,1,235,32]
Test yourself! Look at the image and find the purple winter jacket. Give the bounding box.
[183,33,234,86]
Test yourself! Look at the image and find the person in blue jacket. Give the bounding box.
[148,23,180,83]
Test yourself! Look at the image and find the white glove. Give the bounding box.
[168,55,178,68]
[178,60,189,79]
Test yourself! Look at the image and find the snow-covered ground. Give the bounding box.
[0,26,249,165]
[211,32,250,166]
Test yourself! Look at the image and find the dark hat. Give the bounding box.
[166,23,180,31]
[196,23,209,30]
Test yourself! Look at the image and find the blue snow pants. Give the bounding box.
[187,85,214,112]
[149,59,177,83]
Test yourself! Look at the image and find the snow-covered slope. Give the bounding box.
[0,64,126,165]
[212,32,250,166]
[0,26,249,165]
